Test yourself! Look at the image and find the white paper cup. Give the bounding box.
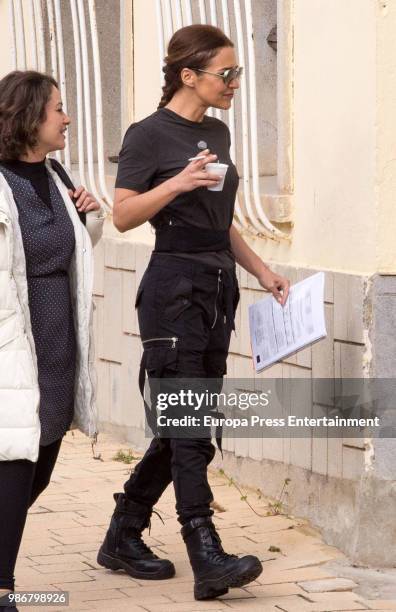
[205,163,228,191]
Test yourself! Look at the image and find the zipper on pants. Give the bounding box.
[211,269,222,329]
[142,337,178,349]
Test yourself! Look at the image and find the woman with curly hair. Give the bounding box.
[0,70,105,610]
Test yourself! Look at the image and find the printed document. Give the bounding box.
[249,272,327,372]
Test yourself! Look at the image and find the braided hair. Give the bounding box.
[158,24,233,109]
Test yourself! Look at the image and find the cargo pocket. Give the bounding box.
[142,337,179,377]
[162,275,193,321]
[139,337,179,436]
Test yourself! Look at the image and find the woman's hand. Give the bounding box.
[68,186,101,212]
[169,149,222,193]
[258,267,290,306]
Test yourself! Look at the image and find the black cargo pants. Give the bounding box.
[123,254,239,524]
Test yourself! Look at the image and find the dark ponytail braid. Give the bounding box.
[158,65,182,109]
[157,24,233,110]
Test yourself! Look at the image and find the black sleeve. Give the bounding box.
[115,123,157,192]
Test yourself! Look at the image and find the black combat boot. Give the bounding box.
[97,493,175,580]
[182,516,263,600]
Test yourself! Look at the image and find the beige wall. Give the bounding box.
[133,0,161,121]
[2,0,389,275]
[128,0,396,276]
[261,0,377,273]
[0,2,14,78]
[376,0,396,273]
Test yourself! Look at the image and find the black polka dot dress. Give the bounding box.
[0,160,77,446]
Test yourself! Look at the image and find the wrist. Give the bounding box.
[256,262,271,281]
[164,176,182,198]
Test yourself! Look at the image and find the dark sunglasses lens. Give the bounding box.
[224,67,243,84]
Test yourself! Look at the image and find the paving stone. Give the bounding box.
[367,601,396,610]
[309,591,367,603]
[167,588,252,604]
[16,430,383,611]
[255,566,335,585]
[53,574,137,591]
[69,588,129,603]
[29,553,90,565]
[138,602,229,611]
[298,578,358,593]
[245,582,308,597]
[224,595,308,610]
[89,601,148,611]
[34,561,92,574]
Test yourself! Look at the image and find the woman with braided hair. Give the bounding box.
[98,24,289,600]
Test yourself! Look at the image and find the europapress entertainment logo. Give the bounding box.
[143,378,389,439]
[155,388,380,430]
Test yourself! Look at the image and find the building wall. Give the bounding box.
[0,2,15,77]
[376,0,396,273]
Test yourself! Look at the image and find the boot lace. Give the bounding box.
[206,529,238,564]
[128,533,156,557]
[147,508,165,535]
[128,509,165,557]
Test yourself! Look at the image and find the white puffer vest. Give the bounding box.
[0,160,105,462]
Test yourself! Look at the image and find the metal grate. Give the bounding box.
[7,0,112,209]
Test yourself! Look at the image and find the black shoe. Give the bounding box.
[97,493,175,580]
[182,516,263,600]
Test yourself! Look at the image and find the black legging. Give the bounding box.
[0,438,62,591]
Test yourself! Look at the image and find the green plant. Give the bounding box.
[218,468,266,517]
[218,469,291,518]
[113,449,138,464]
[268,545,282,553]
[266,478,291,516]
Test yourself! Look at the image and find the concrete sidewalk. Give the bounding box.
[16,431,396,612]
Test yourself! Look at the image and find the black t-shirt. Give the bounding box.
[115,108,240,267]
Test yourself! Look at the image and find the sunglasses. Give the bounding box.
[194,66,244,86]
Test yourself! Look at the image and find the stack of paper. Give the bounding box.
[248,272,327,372]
